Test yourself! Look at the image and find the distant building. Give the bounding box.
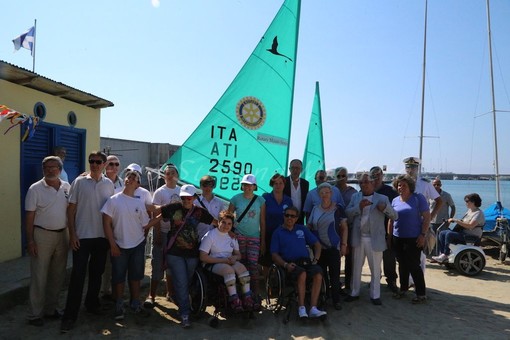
[100,137,179,187]
[0,60,113,262]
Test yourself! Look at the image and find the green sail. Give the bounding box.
[302,81,325,189]
[166,0,301,200]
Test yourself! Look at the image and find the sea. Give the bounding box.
[351,180,510,212]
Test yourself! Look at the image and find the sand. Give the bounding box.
[1,247,508,340]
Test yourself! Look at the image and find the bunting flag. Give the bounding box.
[0,105,40,142]
[12,26,36,55]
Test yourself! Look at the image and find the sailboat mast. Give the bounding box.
[418,0,428,176]
[486,0,501,202]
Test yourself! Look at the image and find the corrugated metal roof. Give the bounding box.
[0,60,114,109]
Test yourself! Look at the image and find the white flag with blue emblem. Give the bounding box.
[12,26,36,55]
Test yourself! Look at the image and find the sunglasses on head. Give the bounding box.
[284,213,298,218]
[108,162,120,167]
[88,159,103,165]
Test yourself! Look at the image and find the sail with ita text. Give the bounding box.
[302,81,325,188]
[164,0,301,199]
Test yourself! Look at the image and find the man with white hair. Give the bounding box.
[345,173,397,305]
[25,156,70,327]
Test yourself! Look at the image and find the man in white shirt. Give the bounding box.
[25,156,70,327]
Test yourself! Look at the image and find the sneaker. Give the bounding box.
[143,297,155,309]
[60,319,74,333]
[181,315,191,328]
[392,289,407,299]
[298,306,308,319]
[309,306,327,318]
[432,253,448,263]
[242,294,254,311]
[114,306,125,321]
[229,296,244,313]
[344,295,359,302]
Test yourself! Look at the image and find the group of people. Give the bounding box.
[24,150,486,332]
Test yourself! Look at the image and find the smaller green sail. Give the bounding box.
[302,81,326,189]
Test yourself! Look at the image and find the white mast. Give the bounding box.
[486,0,501,202]
[418,0,428,176]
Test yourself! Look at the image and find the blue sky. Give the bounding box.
[2,0,509,175]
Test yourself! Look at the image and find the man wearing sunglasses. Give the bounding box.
[271,206,326,319]
[104,155,123,193]
[61,151,114,333]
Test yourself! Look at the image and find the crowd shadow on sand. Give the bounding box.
[1,254,509,339]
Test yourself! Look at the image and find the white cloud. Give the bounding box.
[151,0,160,8]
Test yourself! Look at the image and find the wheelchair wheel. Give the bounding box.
[189,267,207,317]
[454,249,485,276]
[265,264,284,312]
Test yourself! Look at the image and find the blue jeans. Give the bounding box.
[438,230,465,255]
[166,255,198,317]
[111,241,146,284]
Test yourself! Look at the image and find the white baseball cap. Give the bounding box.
[126,163,142,174]
[241,174,257,185]
[180,184,197,197]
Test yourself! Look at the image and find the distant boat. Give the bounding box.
[302,81,325,188]
[162,0,301,199]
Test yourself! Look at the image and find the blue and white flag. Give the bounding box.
[12,26,36,55]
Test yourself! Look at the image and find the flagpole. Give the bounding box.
[32,19,37,72]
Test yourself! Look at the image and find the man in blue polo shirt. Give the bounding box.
[271,206,326,319]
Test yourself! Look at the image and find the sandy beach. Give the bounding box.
[1,247,508,340]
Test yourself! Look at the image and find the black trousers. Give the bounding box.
[393,236,426,296]
[62,238,109,321]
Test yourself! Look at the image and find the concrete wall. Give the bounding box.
[0,80,102,262]
[100,137,179,188]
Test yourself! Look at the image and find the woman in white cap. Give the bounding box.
[228,174,266,307]
[159,184,216,328]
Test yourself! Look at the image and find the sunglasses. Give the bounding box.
[181,196,194,200]
[336,174,346,179]
[201,181,215,187]
[284,214,298,218]
[108,162,120,167]
[88,159,103,165]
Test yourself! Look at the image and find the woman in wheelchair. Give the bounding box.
[433,193,486,263]
[271,206,327,319]
[199,210,256,312]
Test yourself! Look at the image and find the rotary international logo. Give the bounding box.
[236,96,266,130]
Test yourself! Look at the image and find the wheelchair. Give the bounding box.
[265,263,327,324]
[434,222,486,276]
[189,265,255,328]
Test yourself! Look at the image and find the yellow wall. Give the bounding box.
[0,79,102,261]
